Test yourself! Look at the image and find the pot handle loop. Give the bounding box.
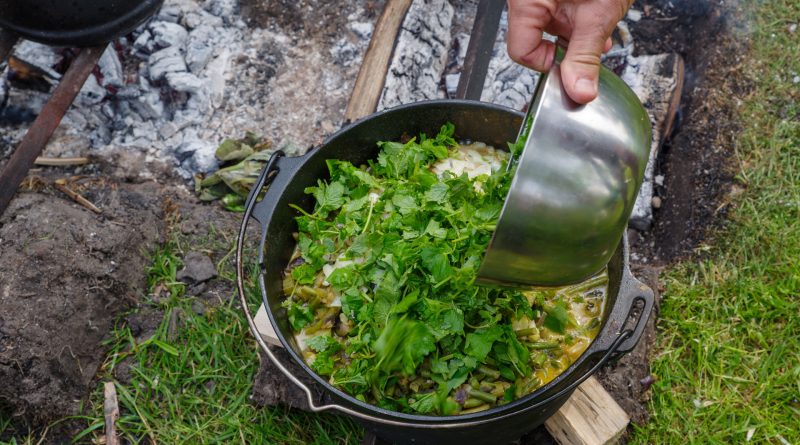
[236,150,345,416]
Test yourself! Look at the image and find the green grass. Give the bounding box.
[70,231,361,444]
[630,1,800,443]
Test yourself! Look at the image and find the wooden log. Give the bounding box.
[624,53,685,228]
[376,0,454,110]
[544,377,630,445]
[344,0,413,122]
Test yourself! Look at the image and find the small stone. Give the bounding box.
[185,26,216,73]
[44,134,90,158]
[651,196,662,209]
[149,21,189,48]
[205,0,237,20]
[156,5,182,23]
[148,46,187,80]
[654,174,665,186]
[177,251,217,283]
[789,23,797,33]
[166,308,185,342]
[793,75,800,84]
[184,10,224,29]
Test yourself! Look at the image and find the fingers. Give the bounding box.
[507,0,559,72]
[560,22,609,104]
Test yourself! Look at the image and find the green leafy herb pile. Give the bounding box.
[195,132,273,211]
[282,123,604,415]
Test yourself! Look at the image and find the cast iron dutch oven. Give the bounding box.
[236,100,654,445]
[0,0,163,46]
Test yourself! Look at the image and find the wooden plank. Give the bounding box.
[254,304,282,347]
[344,0,413,121]
[545,376,630,445]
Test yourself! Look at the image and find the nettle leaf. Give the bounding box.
[420,246,451,282]
[309,180,347,211]
[306,335,341,353]
[392,193,418,215]
[409,392,438,414]
[343,194,369,213]
[424,182,449,203]
[393,289,419,314]
[352,170,380,188]
[464,325,503,362]
[340,288,364,319]
[374,317,436,375]
[291,263,317,285]
[327,265,360,292]
[421,138,449,160]
[424,219,448,239]
[285,301,314,331]
[544,301,571,334]
[298,234,326,268]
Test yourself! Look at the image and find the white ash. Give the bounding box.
[1,0,378,179]
[378,0,454,110]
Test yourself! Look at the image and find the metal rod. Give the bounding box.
[0,29,18,62]
[455,0,505,101]
[0,45,105,216]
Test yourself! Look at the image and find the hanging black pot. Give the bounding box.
[0,0,163,47]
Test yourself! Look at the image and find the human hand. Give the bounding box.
[507,0,631,104]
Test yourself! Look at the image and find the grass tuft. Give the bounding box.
[631,1,800,443]
[73,232,361,444]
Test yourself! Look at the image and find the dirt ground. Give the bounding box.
[0,0,744,442]
[0,177,167,424]
[628,0,747,263]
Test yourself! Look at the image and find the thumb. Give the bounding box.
[560,25,608,104]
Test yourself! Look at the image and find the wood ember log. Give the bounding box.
[480,10,542,110]
[377,0,454,110]
[345,0,413,122]
[624,53,685,229]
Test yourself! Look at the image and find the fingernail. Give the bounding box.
[575,78,597,97]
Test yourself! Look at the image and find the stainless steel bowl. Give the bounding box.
[477,60,652,287]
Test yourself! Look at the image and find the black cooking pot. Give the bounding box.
[236,100,654,445]
[0,0,163,47]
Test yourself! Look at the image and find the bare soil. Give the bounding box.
[0,180,166,425]
[628,0,748,263]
